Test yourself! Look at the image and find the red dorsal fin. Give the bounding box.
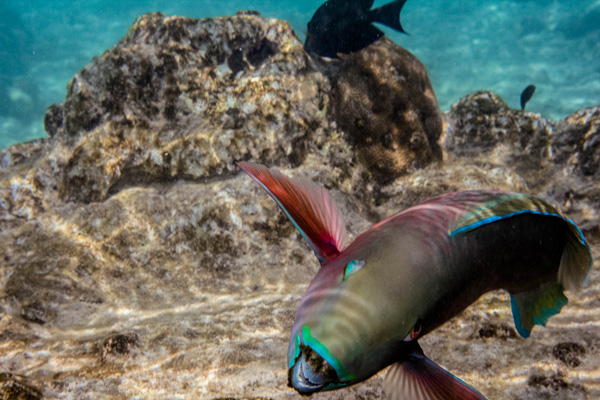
[238,162,346,264]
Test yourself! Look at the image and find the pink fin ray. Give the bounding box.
[384,343,487,400]
[238,162,346,263]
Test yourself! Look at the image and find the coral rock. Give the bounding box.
[47,12,332,203]
[445,93,599,236]
[328,37,443,184]
[0,373,42,400]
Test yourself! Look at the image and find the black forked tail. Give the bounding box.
[370,0,409,33]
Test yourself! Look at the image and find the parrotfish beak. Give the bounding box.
[288,344,339,394]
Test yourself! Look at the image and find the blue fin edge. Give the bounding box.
[450,210,588,249]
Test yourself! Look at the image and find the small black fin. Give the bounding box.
[370,0,409,33]
[520,84,536,110]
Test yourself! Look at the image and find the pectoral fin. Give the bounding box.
[238,162,347,263]
[384,342,487,400]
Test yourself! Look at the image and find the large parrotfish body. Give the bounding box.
[238,162,592,400]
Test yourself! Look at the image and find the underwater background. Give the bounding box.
[1,1,599,399]
[1,0,599,150]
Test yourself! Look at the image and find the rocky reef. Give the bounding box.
[0,11,598,400]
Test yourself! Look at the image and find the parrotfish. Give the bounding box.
[304,0,409,58]
[520,84,536,110]
[238,162,592,400]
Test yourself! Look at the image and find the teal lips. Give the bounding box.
[288,325,357,393]
[288,351,331,394]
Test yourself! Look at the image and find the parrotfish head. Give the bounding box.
[236,162,427,394]
[287,241,424,394]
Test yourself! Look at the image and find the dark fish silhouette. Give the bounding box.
[520,84,536,110]
[304,0,409,58]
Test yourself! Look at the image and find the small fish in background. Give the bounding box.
[239,162,592,400]
[520,84,536,110]
[304,0,409,58]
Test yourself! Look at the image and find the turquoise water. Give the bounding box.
[1,0,599,150]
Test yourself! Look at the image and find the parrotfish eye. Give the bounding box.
[342,259,365,281]
[403,320,422,342]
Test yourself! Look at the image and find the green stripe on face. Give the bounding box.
[301,325,357,382]
[289,333,302,368]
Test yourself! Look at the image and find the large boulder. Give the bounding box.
[327,37,443,185]
[39,11,335,204]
